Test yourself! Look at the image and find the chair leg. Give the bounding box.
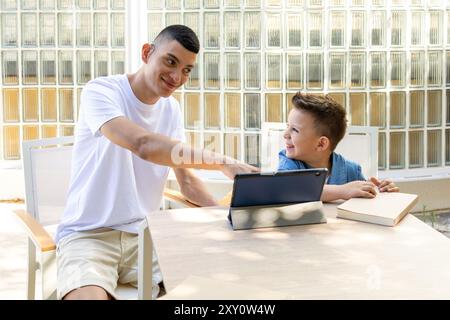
[40,250,57,300]
[27,238,37,300]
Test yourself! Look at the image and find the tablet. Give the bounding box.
[228,169,328,230]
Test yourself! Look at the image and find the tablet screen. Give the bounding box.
[230,169,328,208]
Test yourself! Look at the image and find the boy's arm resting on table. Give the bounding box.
[321,181,378,202]
[173,168,218,207]
[100,116,259,178]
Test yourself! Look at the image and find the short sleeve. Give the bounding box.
[80,80,124,137]
[278,150,302,171]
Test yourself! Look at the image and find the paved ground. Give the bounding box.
[0,203,28,299]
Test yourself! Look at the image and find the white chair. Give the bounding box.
[261,122,378,178]
[13,136,154,300]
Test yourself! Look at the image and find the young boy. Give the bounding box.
[278,92,399,202]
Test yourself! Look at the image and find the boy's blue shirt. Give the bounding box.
[278,150,366,184]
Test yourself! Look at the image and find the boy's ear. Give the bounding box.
[316,136,330,152]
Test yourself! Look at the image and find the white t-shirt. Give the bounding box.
[56,74,185,243]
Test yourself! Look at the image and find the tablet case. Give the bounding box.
[228,169,328,230]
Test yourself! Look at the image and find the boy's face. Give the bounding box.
[142,40,196,98]
[284,108,323,162]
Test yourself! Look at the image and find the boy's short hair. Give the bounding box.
[154,24,200,54]
[291,92,347,151]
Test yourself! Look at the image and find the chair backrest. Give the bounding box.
[22,136,74,226]
[260,122,378,178]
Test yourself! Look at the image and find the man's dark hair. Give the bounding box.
[291,92,347,151]
[154,25,200,54]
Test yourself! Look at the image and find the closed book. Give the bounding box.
[336,192,419,226]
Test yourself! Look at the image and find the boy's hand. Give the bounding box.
[342,180,378,200]
[369,177,400,193]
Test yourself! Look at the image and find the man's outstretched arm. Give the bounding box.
[100,116,259,178]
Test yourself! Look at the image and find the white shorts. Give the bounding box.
[56,228,163,300]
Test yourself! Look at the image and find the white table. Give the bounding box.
[148,203,450,299]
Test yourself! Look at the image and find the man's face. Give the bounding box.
[143,40,197,98]
[284,108,322,162]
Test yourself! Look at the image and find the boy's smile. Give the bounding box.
[283,108,331,170]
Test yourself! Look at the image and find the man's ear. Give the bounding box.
[316,136,330,152]
[141,43,155,63]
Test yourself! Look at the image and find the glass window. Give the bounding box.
[2,13,18,47]
[244,12,260,48]
[350,93,366,126]
[184,93,201,129]
[329,52,345,89]
[286,54,302,89]
[349,52,365,88]
[58,13,73,46]
[59,88,74,122]
[266,13,281,48]
[204,133,221,154]
[265,93,283,122]
[94,13,108,47]
[40,13,55,46]
[389,91,405,129]
[41,88,57,122]
[23,88,39,122]
[429,11,442,46]
[411,11,424,46]
[244,93,261,130]
[3,88,20,122]
[76,13,91,47]
[225,53,241,90]
[428,51,442,86]
[3,126,20,160]
[224,12,240,49]
[77,50,91,84]
[21,13,37,47]
[40,50,56,84]
[370,11,385,47]
[410,91,425,128]
[370,92,386,128]
[22,50,38,84]
[204,93,221,130]
[389,132,405,169]
[410,51,425,86]
[427,90,442,127]
[330,11,345,47]
[244,53,261,89]
[204,53,220,89]
[427,130,442,167]
[409,131,424,168]
[224,133,241,160]
[58,51,73,84]
[390,52,405,87]
[391,11,405,46]
[245,134,260,167]
[94,51,108,78]
[2,51,19,84]
[225,93,241,129]
[266,53,282,89]
[204,13,220,49]
[308,12,323,47]
[370,52,385,88]
[287,13,302,48]
[351,11,365,47]
[306,53,323,89]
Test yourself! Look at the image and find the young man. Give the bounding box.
[56,25,258,300]
[279,92,399,202]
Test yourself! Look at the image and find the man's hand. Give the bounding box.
[219,158,260,180]
[369,177,400,193]
[341,180,378,200]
